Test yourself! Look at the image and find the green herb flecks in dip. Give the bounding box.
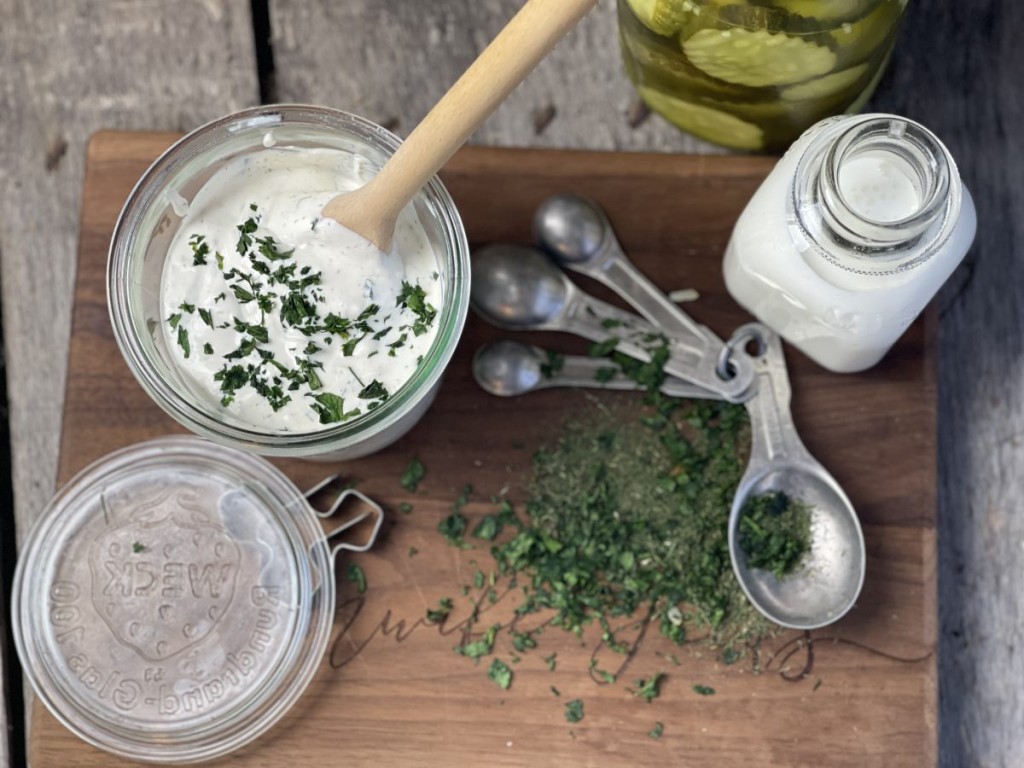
[738,491,813,580]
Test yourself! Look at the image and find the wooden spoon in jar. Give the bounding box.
[322,0,598,252]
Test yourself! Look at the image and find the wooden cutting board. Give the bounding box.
[30,131,936,767]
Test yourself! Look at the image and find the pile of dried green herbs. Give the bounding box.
[428,340,812,722]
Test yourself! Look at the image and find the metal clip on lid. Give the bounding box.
[304,475,384,560]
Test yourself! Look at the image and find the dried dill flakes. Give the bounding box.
[692,684,716,696]
[738,491,812,579]
[564,699,585,723]
[488,658,514,690]
[482,399,775,655]
[400,457,426,492]
[648,722,664,740]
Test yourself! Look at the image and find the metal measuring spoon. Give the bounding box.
[473,339,716,399]
[534,194,753,401]
[470,244,737,402]
[725,324,865,630]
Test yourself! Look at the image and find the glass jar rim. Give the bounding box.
[107,104,470,455]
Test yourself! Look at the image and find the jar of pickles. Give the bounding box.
[618,0,908,152]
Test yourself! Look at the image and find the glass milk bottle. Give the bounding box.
[723,113,976,372]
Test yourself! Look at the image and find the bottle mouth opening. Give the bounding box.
[819,116,953,249]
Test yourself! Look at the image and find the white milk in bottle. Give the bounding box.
[724,114,976,372]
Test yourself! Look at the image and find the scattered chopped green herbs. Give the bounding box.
[400,458,426,492]
[131,541,146,553]
[487,659,513,690]
[588,338,619,357]
[648,722,664,740]
[472,514,501,541]
[630,673,665,703]
[426,597,453,624]
[692,684,716,696]
[399,502,413,514]
[345,562,367,594]
[456,624,499,659]
[540,351,565,379]
[203,342,214,355]
[738,491,812,580]
[408,547,419,557]
[545,653,557,672]
[564,699,584,723]
[550,685,561,697]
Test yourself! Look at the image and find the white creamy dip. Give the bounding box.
[160,146,441,432]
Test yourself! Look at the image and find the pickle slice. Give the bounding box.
[625,0,689,36]
[830,1,903,66]
[638,85,764,150]
[683,28,837,88]
[781,63,868,102]
[769,0,872,22]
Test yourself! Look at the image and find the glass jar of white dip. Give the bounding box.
[723,113,976,373]
[109,105,470,459]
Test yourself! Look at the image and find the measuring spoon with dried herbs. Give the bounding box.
[722,323,865,629]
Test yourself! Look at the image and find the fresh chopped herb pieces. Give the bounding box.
[438,510,468,547]
[550,686,561,697]
[189,234,210,266]
[540,350,565,379]
[545,653,557,671]
[472,514,501,541]
[236,212,258,254]
[487,658,513,690]
[630,673,664,703]
[198,307,214,327]
[408,547,418,557]
[400,458,426,492]
[131,541,146,553]
[456,624,499,659]
[692,684,716,696]
[168,313,182,330]
[176,326,191,358]
[588,337,619,357]
[426,597,453,624]
[399,502,413,514]
[396,281,437,336]
[358,379,389,402]
[738,491,812,580]
[564,699,584,723]
[203,342,214,355]
[345,562,367,594]
[309,393,360,424]
[648,722,664,740]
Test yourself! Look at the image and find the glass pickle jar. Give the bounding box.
[108,105,470,460]
[618,0,909,152]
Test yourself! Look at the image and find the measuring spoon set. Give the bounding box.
[469,195,864,630]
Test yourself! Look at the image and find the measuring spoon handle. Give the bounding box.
[548,353,722,399]
[735,324,811,470]
[567,250,753,401]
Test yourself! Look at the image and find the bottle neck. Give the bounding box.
[791,115,962,276]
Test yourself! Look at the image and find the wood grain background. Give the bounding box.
[28,132,936,767]
[1,1,1021,766]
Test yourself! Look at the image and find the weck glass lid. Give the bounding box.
[12,436,343,763]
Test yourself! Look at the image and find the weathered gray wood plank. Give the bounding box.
[0,1,259,764]
[872,2,1024,765]
[270,0,724,153]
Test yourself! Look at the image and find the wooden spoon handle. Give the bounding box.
[324,0,597,248]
